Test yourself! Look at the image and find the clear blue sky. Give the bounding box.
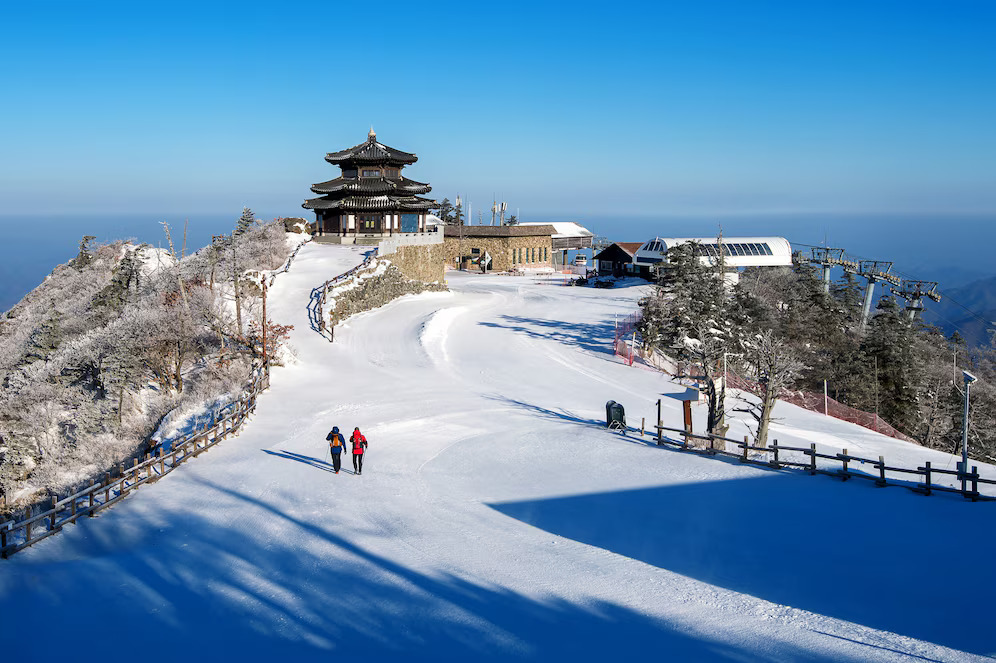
[1,0,994,219]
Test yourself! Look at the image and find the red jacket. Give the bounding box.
[350,430,367,454]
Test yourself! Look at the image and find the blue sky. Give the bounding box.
[1,0,995,219]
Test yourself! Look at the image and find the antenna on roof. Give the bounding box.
[368,126,376,141]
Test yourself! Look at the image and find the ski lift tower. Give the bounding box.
[892,280,941,321]
[845,260,902,329]
[809,247,847,294]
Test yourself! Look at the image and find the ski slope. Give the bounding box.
[1,242,993,662]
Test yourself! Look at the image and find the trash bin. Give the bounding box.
[605,400,626,429]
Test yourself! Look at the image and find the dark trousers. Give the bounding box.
[353,453,363,473]
[331,453,342,472]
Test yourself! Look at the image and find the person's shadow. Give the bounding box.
[262,449,343,473]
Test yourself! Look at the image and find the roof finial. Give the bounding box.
[368,126,376,142]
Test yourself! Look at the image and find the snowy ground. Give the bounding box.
[2,242,993,661]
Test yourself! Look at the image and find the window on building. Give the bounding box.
[361,169,380,177]
[760,243,772,255]
[385,168,399,178]
[532,248,536,263]
[471,248,480,255]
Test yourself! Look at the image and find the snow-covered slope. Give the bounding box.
[1,242,992,662]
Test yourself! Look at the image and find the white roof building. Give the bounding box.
[634,236,793,270]
[517,222,594,250]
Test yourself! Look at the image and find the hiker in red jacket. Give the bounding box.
[350,427,368,474]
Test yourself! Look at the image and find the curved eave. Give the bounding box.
[303,195,438,212]
[310,177,432,195]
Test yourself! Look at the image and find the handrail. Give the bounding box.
[1,368,270,558]
[314,246,380,336]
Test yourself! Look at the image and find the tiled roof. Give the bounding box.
[310,176,431,195]
[325,135,418,165]
[302,195,437,212]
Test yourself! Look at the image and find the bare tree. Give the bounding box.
[736,330,804,448]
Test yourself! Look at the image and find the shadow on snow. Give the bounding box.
[488,473,996,656]
[477,315,618,356]
[5,477,848,663]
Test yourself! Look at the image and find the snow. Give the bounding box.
[1,242,994,662]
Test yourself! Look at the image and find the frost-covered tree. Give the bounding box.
[639,242,733,436]
[735,330,804,447]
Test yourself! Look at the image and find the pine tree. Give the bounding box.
[639,242,732,435]
[70,235,97,270]
[437,199,454,224]
[453,200,464,226]
[863,296,924,433]
[235,207,256,236]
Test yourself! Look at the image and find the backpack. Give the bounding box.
[329,432,343,448]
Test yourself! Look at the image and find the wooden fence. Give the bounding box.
[315,247,380,336]
[0,368,270,559]
[629,416,996,502]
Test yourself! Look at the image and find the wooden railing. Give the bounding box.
[0,368,270,559]
[314,247,380,336]
[629,419,995,501]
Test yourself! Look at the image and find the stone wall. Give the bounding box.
[328,261,447,327]
[442,235,553,271]
[389,242,447,283]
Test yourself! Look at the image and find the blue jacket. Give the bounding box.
[327,432,346,453]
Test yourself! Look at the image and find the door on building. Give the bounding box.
[401,214,418,233]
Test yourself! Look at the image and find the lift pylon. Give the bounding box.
[892,280,941,320]
[809,248,845,294]
[842,260,901,329]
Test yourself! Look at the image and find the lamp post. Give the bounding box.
[961,370,977,492]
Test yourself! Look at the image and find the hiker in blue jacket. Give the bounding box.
[326,426,346,474]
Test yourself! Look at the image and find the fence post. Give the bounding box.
[877,456,887,487]
[923,461,932,496]
[50,496,57,531]
[840,449,849,481]
[741,436,749,462]
[1,522,7,558]
[971,466,979,502]
[88,480,95,515]
[809,444,817,475]
[772,440,779,468]
[641,417,645,437]
[104,473,111,503]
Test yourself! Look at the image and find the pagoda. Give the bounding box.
[303,128,437,238]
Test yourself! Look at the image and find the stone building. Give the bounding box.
[303,129,437,240]
[442,225,556,272]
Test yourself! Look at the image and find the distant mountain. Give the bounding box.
[921,275,996,347]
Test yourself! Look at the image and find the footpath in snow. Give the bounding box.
[0,241,993,662]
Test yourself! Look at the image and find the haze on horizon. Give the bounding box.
[1,1,994,221]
